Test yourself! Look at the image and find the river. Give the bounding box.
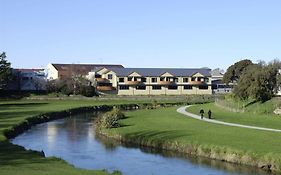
[11,112,272,175]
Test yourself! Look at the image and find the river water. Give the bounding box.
[11,112,272,175]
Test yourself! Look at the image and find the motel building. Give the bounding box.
[88,67,212,95]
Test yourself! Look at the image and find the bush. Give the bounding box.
[79,85,96,97]
[96,108,125,129]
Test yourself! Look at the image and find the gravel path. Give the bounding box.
[177,105,281,132]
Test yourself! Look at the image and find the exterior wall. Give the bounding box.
[15,69,46,91]
[104,71,118,87]
[116,76,212,95]
[89,69,212,95]
[46,64,58,80]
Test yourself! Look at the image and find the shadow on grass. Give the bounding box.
[244,100,258,108]
[0,141,47,166]
[0,110,40,119]
[122,130,188,147]
[0,103,49,111]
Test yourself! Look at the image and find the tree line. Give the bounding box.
[223,59,281,102]
[0,52,97,97]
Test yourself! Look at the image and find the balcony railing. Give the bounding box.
[96,86,116,91]
[158,81,174,86]
[96,78,110,83]
[188,81,206,85]
[124,81,142,86]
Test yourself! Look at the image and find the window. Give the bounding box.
[136,85,146,90]
[119,77,124,82]
[151,77,157,82]
[168,85,178,90]
[152,85,161,90]
[204,78,209,82]
[160,77,165,81]
[199,85,208,90]
[183,78,189,82]
[119,85,129,90]
[141,78,146,82]
[95,74,101,78]
[184,85,192,90]
[191,77,196,81]
[108,74,113,79]
[127,77,133,81]
[174,78,178,82]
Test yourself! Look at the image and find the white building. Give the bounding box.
[15,69,46,91]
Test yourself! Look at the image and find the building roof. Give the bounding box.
[15,68,44,72]
[211,69,224,77]
[51,63,124,75]
[106,68,211,77]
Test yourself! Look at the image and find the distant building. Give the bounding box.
[88,67,212,95]
[211,69,233,94]
[46,63,124,80]
[12,69,46,91]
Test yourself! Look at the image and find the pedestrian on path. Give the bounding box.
[199,109,204,119]
[208,110,212,119]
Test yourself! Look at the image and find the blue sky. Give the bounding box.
[1,0,281,70]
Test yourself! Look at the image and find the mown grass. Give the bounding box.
[0,96,209,175]
[187,102,281,129]
[0,99,136,175]
[103,107,281,171]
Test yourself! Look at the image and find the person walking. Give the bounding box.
[199,109,204,119]
[208,110,212,119]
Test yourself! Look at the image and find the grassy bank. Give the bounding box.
[0,100,130,175]
[0,96,212,175]
[187,102,281,130]
[99,107,281,172]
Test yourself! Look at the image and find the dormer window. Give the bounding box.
[108,74,113,79]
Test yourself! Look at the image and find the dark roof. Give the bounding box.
[51,63,124,75]
[107,68,211,77]
[15,68,44,72]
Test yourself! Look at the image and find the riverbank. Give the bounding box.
[187,102,281,130]
[0,97,211,175]
[96,106,281,173]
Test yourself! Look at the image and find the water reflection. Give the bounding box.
[95,134,273,175]
[11,113,274,175]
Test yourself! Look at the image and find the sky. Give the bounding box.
[1,0,281,70]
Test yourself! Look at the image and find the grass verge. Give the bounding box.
[187,102,281,130]
[98,106,281,172]
[0,97,211,175]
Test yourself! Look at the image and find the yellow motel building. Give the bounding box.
[89,67,212,95]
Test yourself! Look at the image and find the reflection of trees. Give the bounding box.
[62,113,97,142]
[95,134,119,151]
[95,135,270,175]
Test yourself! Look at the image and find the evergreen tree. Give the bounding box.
[0,52,13,90]
[223,59,253,84]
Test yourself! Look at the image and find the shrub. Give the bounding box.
[96,108,125,129]
[79,85,96,97]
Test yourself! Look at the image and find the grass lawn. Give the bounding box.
[109,107,281,155]
[0,99,137,175]
[0,97,203,175]
[187,103,281,130]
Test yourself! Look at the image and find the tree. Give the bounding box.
[46,76,97,97]
[223,59,253,84]
[233,60,281,102]
[0,52,13,90]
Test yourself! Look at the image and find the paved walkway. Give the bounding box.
[177,106,281,133]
